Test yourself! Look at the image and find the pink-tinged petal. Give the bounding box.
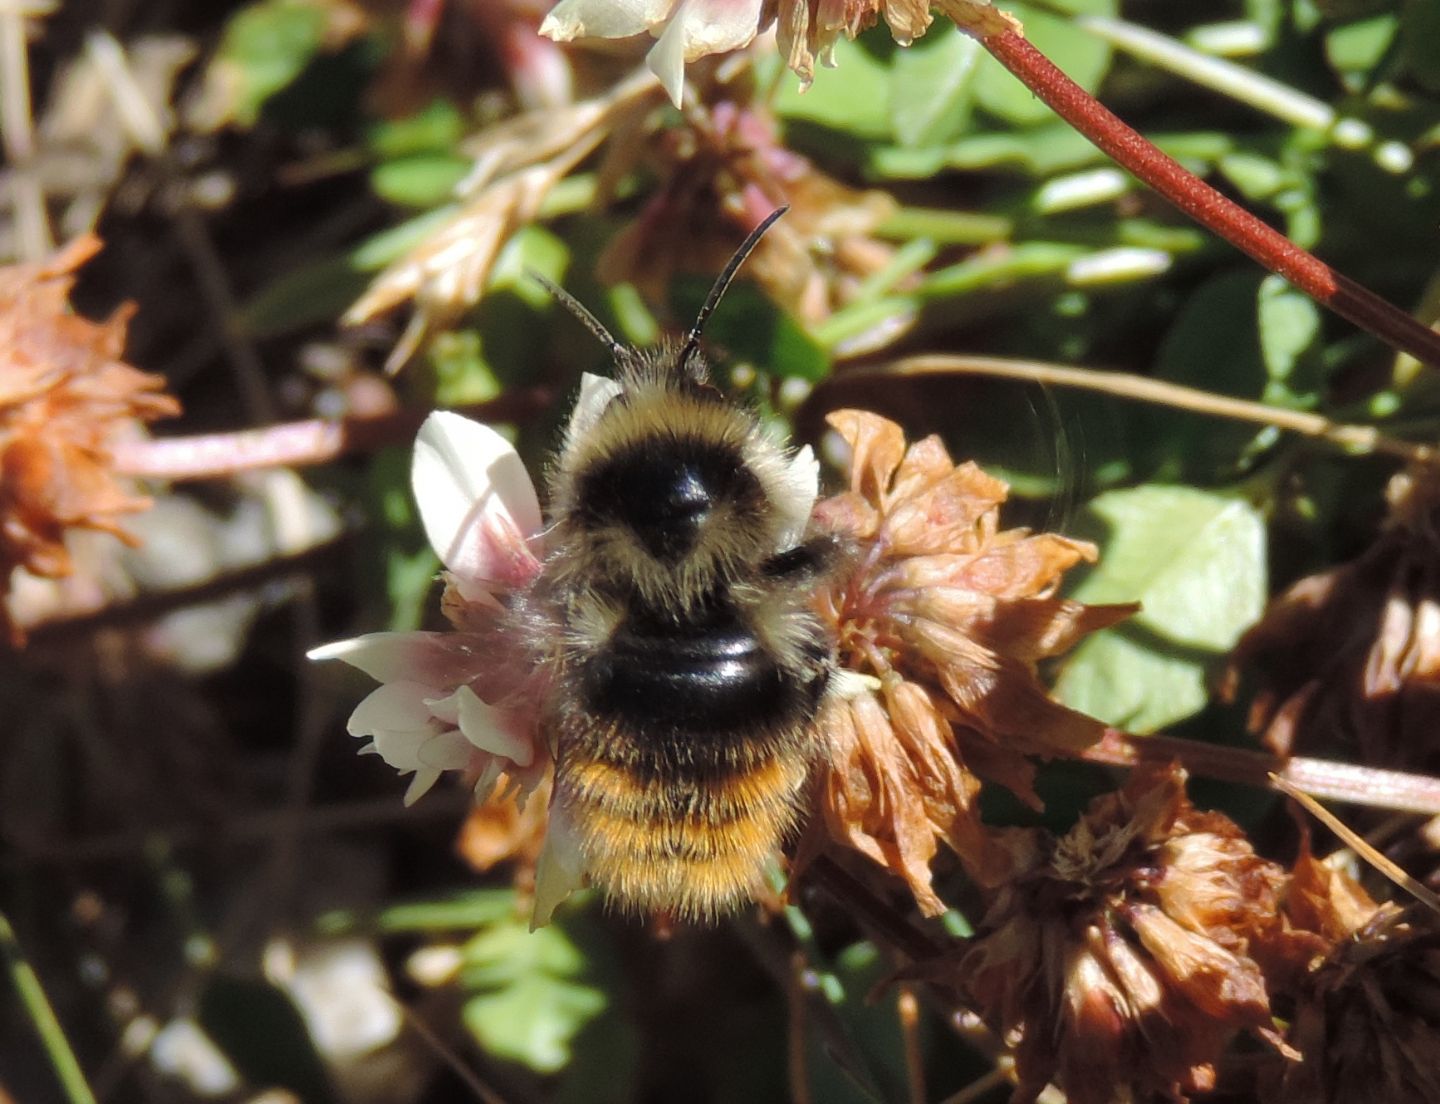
[346,681,438,739]
[563,373,623,458]
[426,685,537,767]
[531,801,587,929]
[308,631,462,683]
[403,768,443,807]
[411,411,543,584]
[456,685,536,766]
[540,0,676,41]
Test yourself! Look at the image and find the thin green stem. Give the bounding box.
[0,909,98,1104]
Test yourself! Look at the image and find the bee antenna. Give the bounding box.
[531,270,626,359]
[677,205,788,379]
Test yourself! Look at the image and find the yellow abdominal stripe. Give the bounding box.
[563,755,808,917]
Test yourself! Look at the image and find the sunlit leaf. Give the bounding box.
[371,155,471,208]
[975,0,1118,125]
[888,24,982,147]
[1054,486,1267,732]
[460,915,608,1075]
[205,0,331,127]
[772,35,892,138]
[1257,274,1323,406]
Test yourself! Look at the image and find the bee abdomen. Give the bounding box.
[557,747,811,918]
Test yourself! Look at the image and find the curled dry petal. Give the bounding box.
[1278,907,1440,1104]
[808,410,1133,908]
[1227,466,1440,772]
[947,763,1286,1104]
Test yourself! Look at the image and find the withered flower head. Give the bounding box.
[950,762,1286,1104]
[0,236,179,634]
[1279,898,1440,1104]
[598,102,899,335]
[1226,465,1440,771]
[804,411,1133,911]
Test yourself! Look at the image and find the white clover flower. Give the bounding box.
[540,0,768,107]
[309,412,547,807]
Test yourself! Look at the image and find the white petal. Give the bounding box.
[454,685,536,767]
[371,728,431,771]
[530,802,587,929]
[646,5,690,107]
[774,444,820,548]
[411,411,542,580]
[415,730,474,771]
[674,0,765,58]
[403,768,443,806]
[539,0,675,41]
[308,631,459,682]
[564,373,623,457]
[346,681,438,739]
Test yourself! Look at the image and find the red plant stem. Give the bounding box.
[980,28,1440,371]
[1084,728,1440,816]
[111,389,552,481]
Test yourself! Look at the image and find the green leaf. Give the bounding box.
[1325,14,1399,82]
[888,24,982,147]
[318,889,520,936]
[1256,274,1323,406]
[240,252,370,338]
[671,278,831,382]
[428,331,503,407]
[208,0,330,126]
[366,99,466,159]
[1054,486,1266,732]
[460,916,607,1075]
[1130,271,1269,479]
[975,0,1118,126]
[772,35,893,139]
[370,154,470,208]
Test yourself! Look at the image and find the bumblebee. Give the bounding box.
[527,210,837,918]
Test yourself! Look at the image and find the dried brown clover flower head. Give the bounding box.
[949,763,1286,1104]
[1278,897,1440,1104]
[803,411,1133,911]
[457,774,553,904]
[1226,465,1440,770]
[1259,843,1384,993]
[599,102,897,332]
[0,237,178,628]
[777,0,934,85]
